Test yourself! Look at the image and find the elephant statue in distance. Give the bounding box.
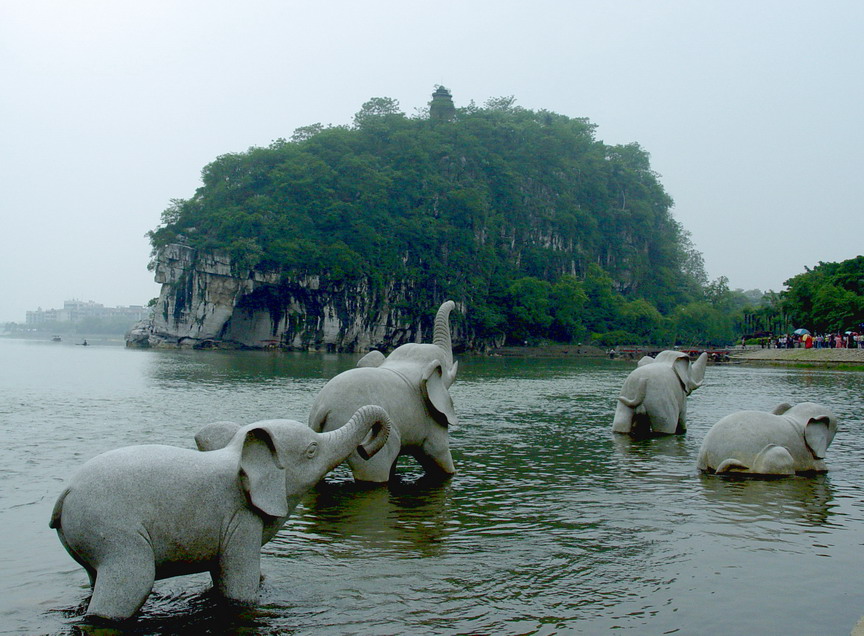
[697,402,838,475]
[307,300,459,483]
[612,350,708,437]
[50,405,391,622]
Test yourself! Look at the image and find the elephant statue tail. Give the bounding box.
[433,300,456,367]
[618,376,647,409]
[49,487,70,529]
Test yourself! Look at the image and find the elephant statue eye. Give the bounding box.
[304,442,318,459]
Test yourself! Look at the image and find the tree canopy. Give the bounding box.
[781,256,864,332]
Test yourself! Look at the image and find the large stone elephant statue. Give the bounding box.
[697,402,838,475]
[50,406,391,622]
[612,350,708,436]
[307,300,459,483]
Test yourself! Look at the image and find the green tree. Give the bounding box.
[549,275,588,342]
[505,277,553,343]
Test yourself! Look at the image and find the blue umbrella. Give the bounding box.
[793,328,810,336]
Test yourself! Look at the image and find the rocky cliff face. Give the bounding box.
[127,244,476,351]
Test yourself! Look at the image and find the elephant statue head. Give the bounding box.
[612,350,708,437]
[697,402,838,475]
[50,405,391,621]
[308,300,460,483]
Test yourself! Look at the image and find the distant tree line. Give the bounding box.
[777,256,864,333]
[146,92,859,348]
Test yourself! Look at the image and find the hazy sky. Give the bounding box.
[2,1,862,323]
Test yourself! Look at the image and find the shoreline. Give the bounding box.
[728,347,864,367]
[488,343,864,368]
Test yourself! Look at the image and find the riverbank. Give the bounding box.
[729,347,864,368]
[489,345,607,357]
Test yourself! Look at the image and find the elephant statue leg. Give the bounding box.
[751,445,796,475]
[212,511,265,603]
[611,403,635,434]
[418,433,456,477]
[88,537,156,621]
[347,428,402,483]
[676,402,688,434]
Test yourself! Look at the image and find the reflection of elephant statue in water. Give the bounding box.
[697,402,838,475]
[308,300,459,483]
[304,479,453,556]
[50,406,391,622]
[612,351,708,436]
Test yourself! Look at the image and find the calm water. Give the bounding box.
[1,338,863,635]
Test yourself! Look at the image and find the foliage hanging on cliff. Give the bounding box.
[148,94,707,346]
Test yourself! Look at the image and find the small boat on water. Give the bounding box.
[51,335,61,342]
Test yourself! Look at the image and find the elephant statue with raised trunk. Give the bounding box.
[612,350,708,437]
[307,300,460,483]
[697,402,838,475]
[50,405,391,622]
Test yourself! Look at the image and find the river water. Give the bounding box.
[1,337,863,635]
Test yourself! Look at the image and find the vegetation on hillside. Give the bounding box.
[147,91,851,348]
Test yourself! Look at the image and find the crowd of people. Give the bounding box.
[772,332,862,349]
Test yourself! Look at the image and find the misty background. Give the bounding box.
[1,1,862,323]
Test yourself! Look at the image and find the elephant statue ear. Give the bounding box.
[357,351,386,368]
[239,426,289,518]
[771,403,793,415]
[671,356,693,393]
[420,360,458,427]
[637,356,655,367]
[195,421,241,451]
[445,360,459,388]
[804,416,836,459]
[673,353,707,395]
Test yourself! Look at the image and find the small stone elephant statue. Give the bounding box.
[697,402,838,475]
[612,350,708,436]
[50,405,391,622]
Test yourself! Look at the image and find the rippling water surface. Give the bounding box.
[1,338,863,634]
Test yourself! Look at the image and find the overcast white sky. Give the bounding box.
[2,1,862,323]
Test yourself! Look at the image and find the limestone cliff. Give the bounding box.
[126,244,474,351]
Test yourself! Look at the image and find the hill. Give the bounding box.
[140,90,706,351]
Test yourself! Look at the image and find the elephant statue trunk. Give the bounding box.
[433,300,456,371]
[323,405,391,462]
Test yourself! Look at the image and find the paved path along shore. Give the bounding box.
[729,347,864,366]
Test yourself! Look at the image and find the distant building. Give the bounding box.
[26,299,149,326]
[430,85,455,121]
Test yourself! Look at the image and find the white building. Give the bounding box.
[26,299,150,326]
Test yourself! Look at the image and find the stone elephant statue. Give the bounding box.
[697,402,838,475]
[50,405,391,622]
[307,300,459,483]
[612,350,708,436]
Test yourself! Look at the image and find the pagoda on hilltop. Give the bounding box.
[429,85,455,121]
